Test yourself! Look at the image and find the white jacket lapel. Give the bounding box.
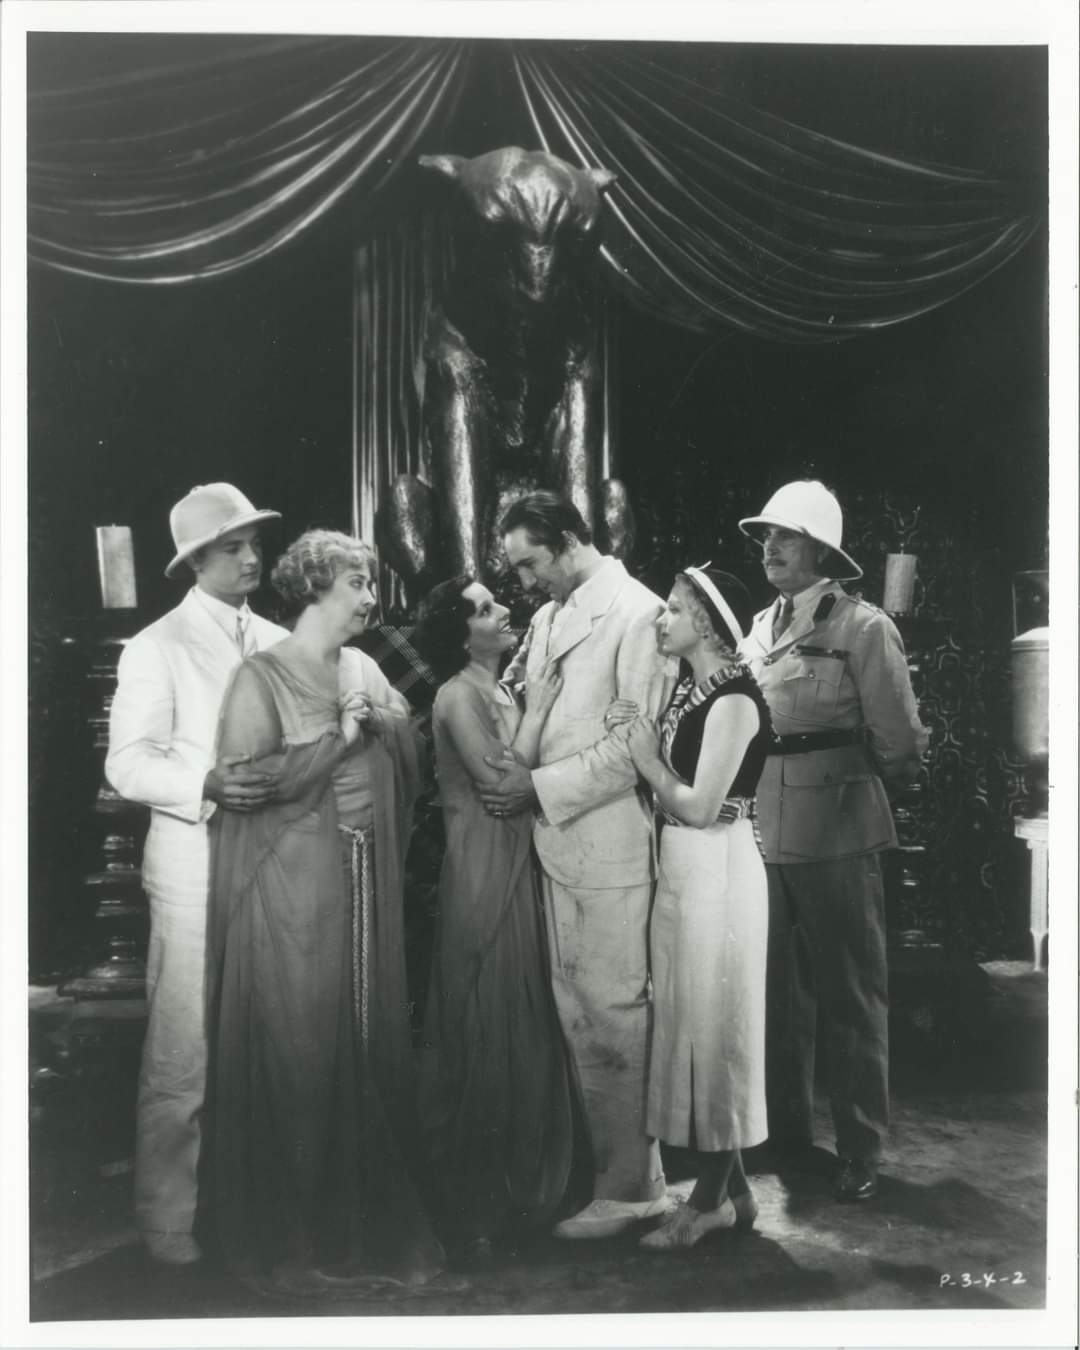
[546,558,626,663]
[178,589,239,675]
[547,602,594,662]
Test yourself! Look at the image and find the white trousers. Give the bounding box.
[541,875,664,1203]
[135,890,208,1236]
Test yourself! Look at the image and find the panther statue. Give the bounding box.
[377,147,635,602]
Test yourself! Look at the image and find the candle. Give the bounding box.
[883,552,917,615]
[95,526,137,609]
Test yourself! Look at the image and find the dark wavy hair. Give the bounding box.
[499,490,592,555]
[413,574,478,682]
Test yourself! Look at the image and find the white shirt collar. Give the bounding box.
[563,554,618,610]
[191,585,251,642]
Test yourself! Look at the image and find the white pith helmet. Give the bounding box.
[738,479,862,581]
[165,482,281,577]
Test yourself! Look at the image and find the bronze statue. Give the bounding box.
[378,147,635,601]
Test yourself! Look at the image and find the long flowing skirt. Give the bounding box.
[210,827,443,1286]
[419,810,573,1243]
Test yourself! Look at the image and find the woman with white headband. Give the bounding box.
[612,564,773,1250]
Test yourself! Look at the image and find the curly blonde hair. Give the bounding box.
[271,530,377,610]
[674,575,732,655]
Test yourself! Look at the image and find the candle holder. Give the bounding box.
[883,504,920,617]
[95,525,138,610]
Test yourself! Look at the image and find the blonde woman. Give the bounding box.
[617,566,773,1250]
[206,530,443,1292]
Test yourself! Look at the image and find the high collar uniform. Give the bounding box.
[738,578,928,1168]
[739,580,927,863]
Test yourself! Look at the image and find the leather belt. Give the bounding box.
[768,729,865,756]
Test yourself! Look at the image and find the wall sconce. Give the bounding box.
[95,525,137,609]
[883,502,920,616]
[884,551,917,615]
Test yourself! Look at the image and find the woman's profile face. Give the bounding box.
[655,580,702,659]
[319,561,377,636]
[461,581,515,660]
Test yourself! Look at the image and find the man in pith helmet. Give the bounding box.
[738,479,928,1202]
[107,483,288,1263]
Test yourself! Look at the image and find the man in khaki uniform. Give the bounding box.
[478,491,676,1239]
[738,480,928,1201]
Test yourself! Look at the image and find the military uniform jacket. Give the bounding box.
[739,581,928,864]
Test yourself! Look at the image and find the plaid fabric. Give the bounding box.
[353,624,439,714]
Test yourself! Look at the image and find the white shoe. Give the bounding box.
[553,1196,673,1240]
[143,1230,202,1265]
[638,1198,736,1251]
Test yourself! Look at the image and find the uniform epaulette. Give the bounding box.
[812,593,837,623]
[845,593,889,618]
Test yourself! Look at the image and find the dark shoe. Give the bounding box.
[835,1158,878,1202]
[730,1189,759,1232]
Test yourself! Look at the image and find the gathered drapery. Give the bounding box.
[29,34,1042,598]
[30,35,1040,335]
[512,44,1042,341]
[29,37,471,283]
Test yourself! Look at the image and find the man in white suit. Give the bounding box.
[107,483,288,1265]
[479,491,676,1239]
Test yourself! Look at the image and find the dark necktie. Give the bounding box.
[773,597,794,643]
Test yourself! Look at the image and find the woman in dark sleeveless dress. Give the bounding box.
[621,566,773,1251]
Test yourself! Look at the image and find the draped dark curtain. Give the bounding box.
[29,35,1041,329]
[512,44,1043,341]
[29,37,471,283]
[28,34,1043,595]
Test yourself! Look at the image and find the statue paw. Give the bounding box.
[599,479,636,560]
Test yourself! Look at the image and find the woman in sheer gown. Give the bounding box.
[414,576,574,1260]
[205,530,444,1292]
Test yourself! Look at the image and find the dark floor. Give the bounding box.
[26,957,1050,1325]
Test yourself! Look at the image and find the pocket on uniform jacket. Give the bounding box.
[781,743,873,786]
[778,783,893,857]
[781,656,843,723]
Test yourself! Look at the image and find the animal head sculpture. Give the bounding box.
[419,147,616,307]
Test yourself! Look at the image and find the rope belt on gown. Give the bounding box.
[338,823,374,1059]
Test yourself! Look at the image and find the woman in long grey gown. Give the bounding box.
[415,576,573,1261]
[206,530,444,1293]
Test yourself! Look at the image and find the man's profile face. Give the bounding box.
[190,524,263,607]
[759,526,826,599]
[503,526,577,604]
